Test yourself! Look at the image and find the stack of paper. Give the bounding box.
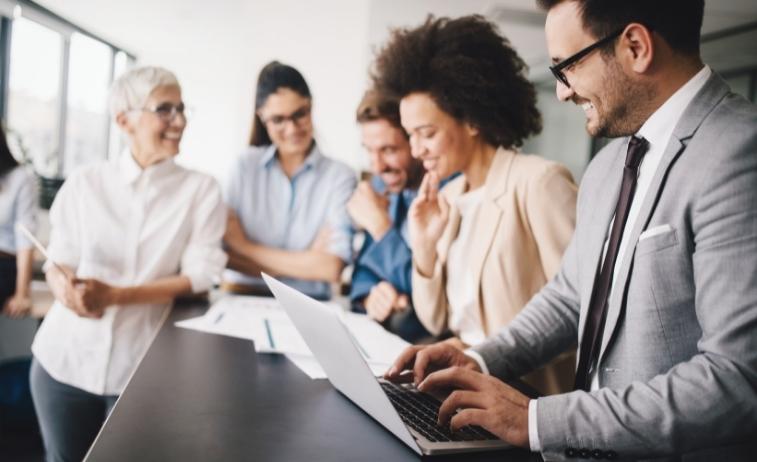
[175,295,409,379]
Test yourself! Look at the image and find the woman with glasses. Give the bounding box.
[373,16,577,395]
[29,66,227,461]
[222,61,355,300]
[0,128,37,318]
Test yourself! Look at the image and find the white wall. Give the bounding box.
[35,0,373,185]
[240,0,373,175]
[28,0,757,186]
[30,0,556,184]
[366,0,547,77]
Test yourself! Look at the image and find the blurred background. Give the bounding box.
[2,0,755,185]
[0,0,755,459]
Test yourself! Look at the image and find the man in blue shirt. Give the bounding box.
[348,90,428,342]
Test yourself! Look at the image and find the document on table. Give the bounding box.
[174,295,312,355]
[175,295,409,379]
[338,310,409,365]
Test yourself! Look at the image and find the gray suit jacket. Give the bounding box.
[473,73,757,461]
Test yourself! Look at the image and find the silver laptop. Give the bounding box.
[262,273,511,456]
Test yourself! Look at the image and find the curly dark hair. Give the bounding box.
[371,15,541,149]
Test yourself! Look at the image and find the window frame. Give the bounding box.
[0,16,10,119]
[0,0,136,177]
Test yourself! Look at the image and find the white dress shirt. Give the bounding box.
[0,165,37,253]
[32,151,227,395]
[446,187,487,346]
[469,66,712,452]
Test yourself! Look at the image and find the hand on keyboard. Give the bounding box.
[384,343,480,386]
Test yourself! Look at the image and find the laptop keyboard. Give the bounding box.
[380,381,499,443]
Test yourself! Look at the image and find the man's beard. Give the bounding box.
[591,58,656,138]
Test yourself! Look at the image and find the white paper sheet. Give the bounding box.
[175,295,312,355]
[338,311,409,365]
[175,295,409,380]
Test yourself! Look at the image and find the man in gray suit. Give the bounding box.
[385,0,757,460]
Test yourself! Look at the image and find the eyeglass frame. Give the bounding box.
[549,27,625,88]
[259,104,312,129]
[138,102,190,122]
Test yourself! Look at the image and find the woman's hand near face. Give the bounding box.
[409,171,450,276]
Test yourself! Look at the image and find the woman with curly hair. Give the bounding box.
[373,15,577,395]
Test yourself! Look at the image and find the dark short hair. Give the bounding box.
[355,90,404,134]
[249,61,312,146]
[371,15,541,149]
[536,0,704,55]
[0,126,20,177]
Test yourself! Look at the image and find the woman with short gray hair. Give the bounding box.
[29,66,227,462]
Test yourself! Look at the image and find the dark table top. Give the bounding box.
[86,300,540,462]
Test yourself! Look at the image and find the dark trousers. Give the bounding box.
[0,256,17,306]
[29,358,118,462]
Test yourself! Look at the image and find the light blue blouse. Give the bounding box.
[0,165,37,254]
[223,144,355,299]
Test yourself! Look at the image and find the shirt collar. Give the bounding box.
[260,142,322,174]
[637,65,712,147]
[259,144,278,168]
[119,149,178,185]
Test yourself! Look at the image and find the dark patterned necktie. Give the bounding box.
[574,136,650,391]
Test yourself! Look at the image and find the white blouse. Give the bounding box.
[0,165,37,254]
[32,152,227,395]
[445,186,487,347]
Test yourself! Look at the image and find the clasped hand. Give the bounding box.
[384,343,531,448]
[347,181,391,240]
[56,272,115,319]
[364,281,408,322]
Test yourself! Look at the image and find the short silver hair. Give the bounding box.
[108,66,180,117]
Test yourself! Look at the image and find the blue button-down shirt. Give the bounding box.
[224,144,355,299]
[349,173,458,340]
[349,176,430,341]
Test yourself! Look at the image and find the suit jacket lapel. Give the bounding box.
[597,137,685,359]
[470,149,513,332]
[597,72,732,361]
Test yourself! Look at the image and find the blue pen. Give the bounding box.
[214,312,225,324]
[264,318,276,349]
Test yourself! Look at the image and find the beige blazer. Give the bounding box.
[412,147,577,395]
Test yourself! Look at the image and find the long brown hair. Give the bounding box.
[249,61,312,146]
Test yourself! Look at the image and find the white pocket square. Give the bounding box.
[639,224,673,241]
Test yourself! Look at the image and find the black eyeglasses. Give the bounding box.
[260,105,312,129]
[549,27,625,88]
